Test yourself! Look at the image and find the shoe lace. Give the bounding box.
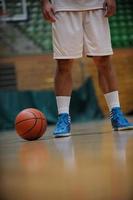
[110,108,128,124]
[57,114,71,127]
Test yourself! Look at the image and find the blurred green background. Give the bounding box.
[0,0,133,56]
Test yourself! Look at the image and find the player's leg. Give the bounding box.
[93,56,118,94]
[55,59,73,97]
[93,55,133,130]
[83,10,133,130]
[52,11,83,137]
[54,59,73,137]
[93,55,119,109]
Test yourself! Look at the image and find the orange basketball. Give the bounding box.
[15,108,47,141]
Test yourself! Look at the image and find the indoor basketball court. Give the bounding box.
[0,120,133,200]
[0,0,133,200]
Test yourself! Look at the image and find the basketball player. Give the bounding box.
[41,0,133,137]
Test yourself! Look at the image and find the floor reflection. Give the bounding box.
[114,131,133,164]
[53,137,76,171]
[19,142,49,172]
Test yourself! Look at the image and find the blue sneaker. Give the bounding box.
[53,113,71,137]
[110,107,133,131]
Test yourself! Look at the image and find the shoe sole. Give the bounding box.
[54,133,71,138]
[113,126,133,131]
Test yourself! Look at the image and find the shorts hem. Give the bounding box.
[86,51,113,56]
[53,55,82,59]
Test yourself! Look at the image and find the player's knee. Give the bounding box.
[93,56,110,70]
[57,59,73,73]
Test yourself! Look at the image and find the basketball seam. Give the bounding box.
[28,110,45,120]
[20,111,38,137]
[34,113,43,137]
[15,118,45,125]
[29,111,46,138]
[22,117,37,136]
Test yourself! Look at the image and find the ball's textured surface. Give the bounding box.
[15,108,47,141]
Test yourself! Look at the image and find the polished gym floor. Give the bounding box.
[0,119,133,200]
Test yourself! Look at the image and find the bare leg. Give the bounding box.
[93,56,118,94]
[55,59,73,96]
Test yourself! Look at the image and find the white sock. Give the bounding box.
[104,91,120,111]
[56,96,70,114]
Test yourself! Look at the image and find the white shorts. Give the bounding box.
[52,9,113,59]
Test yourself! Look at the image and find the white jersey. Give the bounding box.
[51,0,105,12]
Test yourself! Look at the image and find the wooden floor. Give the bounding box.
[0,119,133,200]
